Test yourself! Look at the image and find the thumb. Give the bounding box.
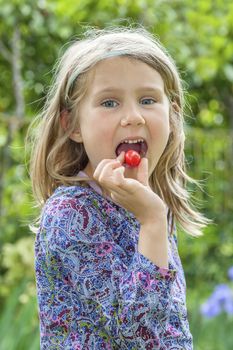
[137,157,149,186]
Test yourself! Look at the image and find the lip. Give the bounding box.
[115,136,147,148]
[118,136,146,143]
[115,136,148,158]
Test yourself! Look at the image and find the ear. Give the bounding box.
[169,102,180,136]
[60,109,83,143]
[69,129,83,143]
[171,101,180,115]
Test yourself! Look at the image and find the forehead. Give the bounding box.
[86,56,165,93]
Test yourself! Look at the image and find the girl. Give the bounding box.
[29,26,211,349]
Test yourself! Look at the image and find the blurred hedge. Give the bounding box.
[0,0,232,348]
[0,117,232,348]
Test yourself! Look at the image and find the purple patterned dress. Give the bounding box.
[34,176,193,349]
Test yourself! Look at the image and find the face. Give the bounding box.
[71,56,170,181]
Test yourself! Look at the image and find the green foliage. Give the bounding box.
[0,280,39,350]
[187,288,233,350]
[0,0,232,348]
[1,236,35,297]
[0,120,34,246]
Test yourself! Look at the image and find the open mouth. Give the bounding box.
[115,140,148,158]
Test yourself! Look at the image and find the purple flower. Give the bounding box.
[228,266,233,281]
[224,298,233,315]
[201,266,233,319]
[200,299,221,318]
[200,284,233,318]
[211,284,232,304]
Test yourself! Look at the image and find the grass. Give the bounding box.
[0,280,39,350]
[187,287,233,350]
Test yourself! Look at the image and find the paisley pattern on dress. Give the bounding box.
[34,183,193,349]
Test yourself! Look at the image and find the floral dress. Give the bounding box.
[34,174,193,349]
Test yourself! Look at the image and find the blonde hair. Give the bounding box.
[27,25,212,236]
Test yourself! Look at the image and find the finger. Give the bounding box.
[100,161,124,182]
[116,151,125,164]
[95,163,126,196]
[94,151,125,182]
[99,162,125,187]
[110,190,121,204]
[93,158,121,181]
[113,167,139,194]
[96,163,125,191]
[137,157,149,186]
[112,164,125,185]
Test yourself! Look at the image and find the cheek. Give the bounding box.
[98,125,115,143]
[152,115,170,140]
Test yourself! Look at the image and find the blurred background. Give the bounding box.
[0,0,232,349]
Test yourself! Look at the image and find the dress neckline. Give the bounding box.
[77,170,112,201]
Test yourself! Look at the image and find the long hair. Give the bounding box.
[27,25,212,236]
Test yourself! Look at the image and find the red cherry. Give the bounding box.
[125,150,141,167]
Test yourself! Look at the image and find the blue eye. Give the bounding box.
[101,100,119,108]
[141,98,156,105]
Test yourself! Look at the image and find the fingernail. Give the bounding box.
[117,151,125,160]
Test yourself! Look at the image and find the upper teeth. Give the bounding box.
[121,138,144,144]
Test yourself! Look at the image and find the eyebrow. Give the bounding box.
[94,86,164,96]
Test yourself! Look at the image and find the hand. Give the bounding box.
[93,152,167,225]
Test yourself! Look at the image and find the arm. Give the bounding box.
[138,215,169,268]
[35,194,177,349]
[93,154,170,270]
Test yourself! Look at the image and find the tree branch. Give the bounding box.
[11,26,25,119]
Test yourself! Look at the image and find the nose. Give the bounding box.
[120,104,145,126]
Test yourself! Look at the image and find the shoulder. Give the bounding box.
[42,184,98,217]
[39,184,126,243]
[43,184,136,223]
[40,185,101,227]
[47,184,90,204]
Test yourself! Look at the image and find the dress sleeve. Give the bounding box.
[36,195,177,349]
